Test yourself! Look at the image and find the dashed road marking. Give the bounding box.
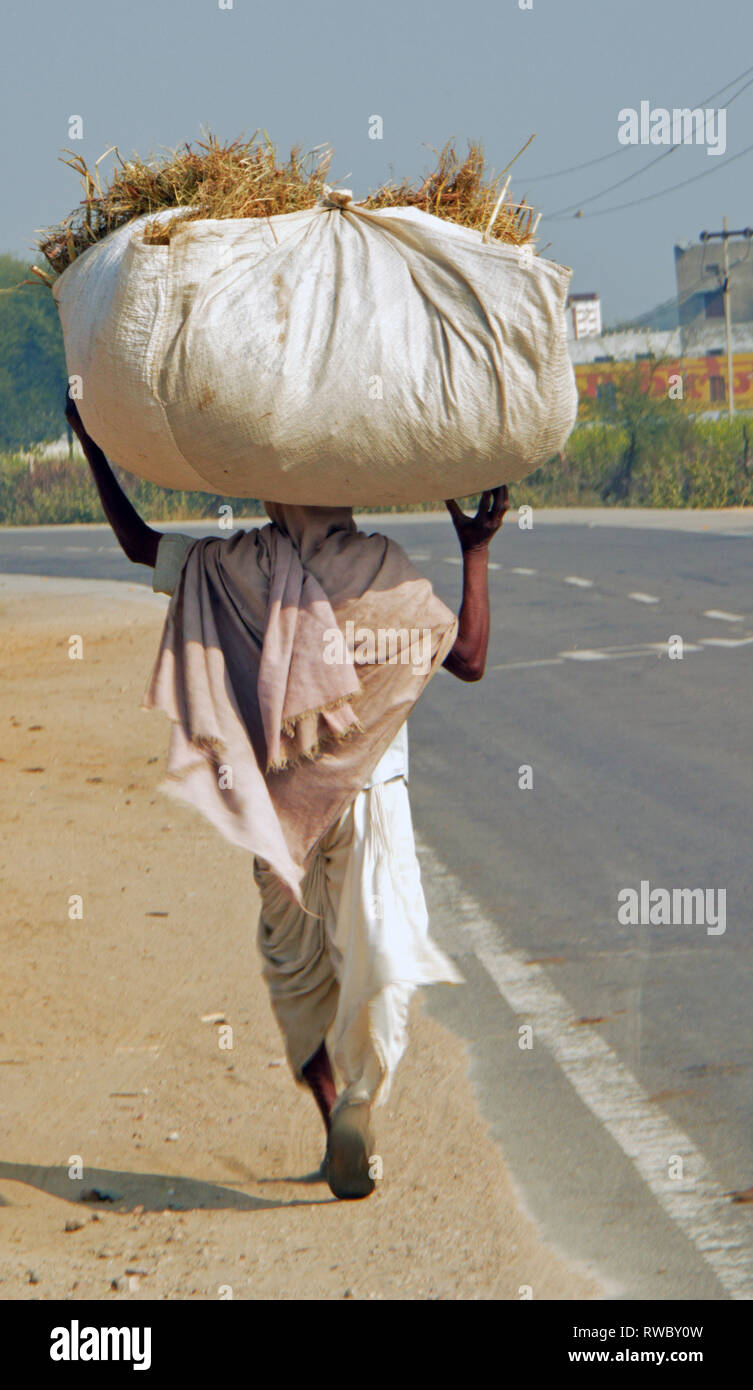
[703,609,744,623]
[628,592,659,604]
[489,657,564,671]
[564,576,594,588]
[511,567,538,576]
[700,635,753,648]
[418,839,753,1299]
[490,639,711,671]
[562,649,609,661]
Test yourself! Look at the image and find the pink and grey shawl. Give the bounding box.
[143,504,457,902]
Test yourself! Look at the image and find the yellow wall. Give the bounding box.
[574,354,753,409]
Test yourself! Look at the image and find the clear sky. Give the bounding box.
[2,0,752,324]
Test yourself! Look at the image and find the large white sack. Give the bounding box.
[54,193,577,504]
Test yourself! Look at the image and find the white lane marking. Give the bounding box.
[443,557,462,566]
[407,552,430,561]
[564,576,594,588]
[703,609,744,623]
[564,643,700,660]
[491,641,708,671]
[628,592,659,604]
[417,840,753,1299]
[605,642,672,652]
[562,649,609,661]
[563,649,678,662]
[489,657,564,671]
[511,567,538,575]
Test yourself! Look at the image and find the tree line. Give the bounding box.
[0,254,67,451]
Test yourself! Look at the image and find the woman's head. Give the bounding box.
[263,502,355,561]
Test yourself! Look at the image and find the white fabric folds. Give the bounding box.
[255,777,464,1106]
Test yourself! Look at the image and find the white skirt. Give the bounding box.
[254,776,463,1108]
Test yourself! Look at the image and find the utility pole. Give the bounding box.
[699,222,753,420]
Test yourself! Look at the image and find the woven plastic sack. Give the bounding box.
[54,191,577,503]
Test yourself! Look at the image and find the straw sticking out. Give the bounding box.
[37,133,540,278]
[483,176,511,243]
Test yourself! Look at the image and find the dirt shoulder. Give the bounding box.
[0,576,602,1300]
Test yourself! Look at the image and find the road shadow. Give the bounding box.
[0,1160,332,1212]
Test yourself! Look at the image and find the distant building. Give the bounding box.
[674,236,753,353]
[568,328,682,365]
[565,236,753,371]
[567,291,602,340]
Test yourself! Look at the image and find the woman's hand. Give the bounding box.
[442,487,508,682]
[445,486,509,552]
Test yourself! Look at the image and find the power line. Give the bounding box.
[546,138,753,222]
[697,220,753,418]
[522,61,753,183]
[544,73,753,219]
[523,146,639,183]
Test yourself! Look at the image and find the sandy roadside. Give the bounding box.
[0,577,603,1301]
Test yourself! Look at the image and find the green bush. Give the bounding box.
[1,405,752,526]
[512,418,753,511]
[0,451,268,526]
[511,365,753,510]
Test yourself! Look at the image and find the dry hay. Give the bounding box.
[36,131,539,280]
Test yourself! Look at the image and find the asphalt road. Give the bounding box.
[2,512,752,1300]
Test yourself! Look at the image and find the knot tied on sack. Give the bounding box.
[320,185,354,210]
